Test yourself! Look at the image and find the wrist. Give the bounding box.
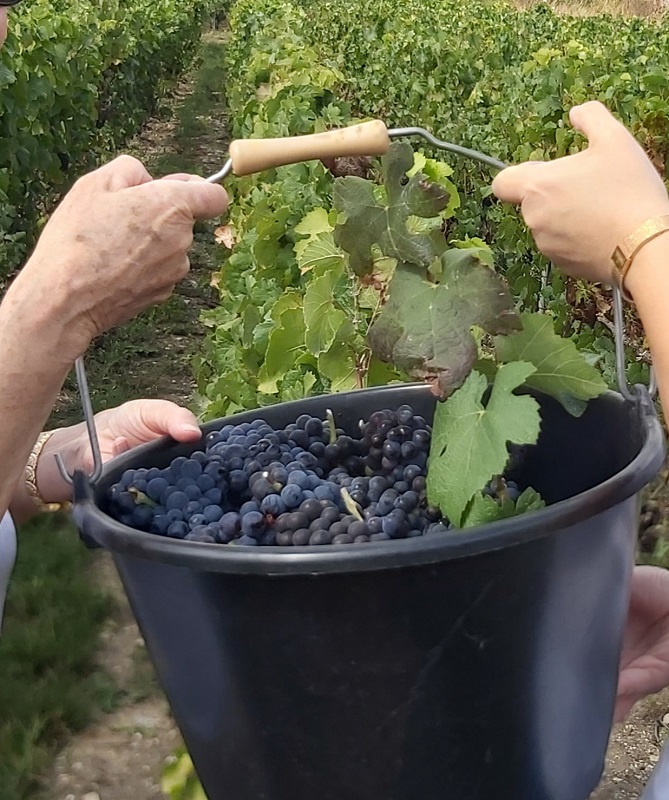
[5,256,95,363]
[35,425,85,505]
[622,233,669,302]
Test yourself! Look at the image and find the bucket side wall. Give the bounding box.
[114,497,636,800]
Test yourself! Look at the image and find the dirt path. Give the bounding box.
[38,32,669,800]
[592,689,669,798]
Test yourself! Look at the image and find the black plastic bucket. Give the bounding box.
[73,383,665,800]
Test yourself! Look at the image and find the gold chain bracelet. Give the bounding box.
[25,431,72,513]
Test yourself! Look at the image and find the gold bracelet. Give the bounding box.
[611,214,669,302]
[25,431,72,513]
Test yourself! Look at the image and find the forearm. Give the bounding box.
[625,235,669,419]
[0,272,86,522]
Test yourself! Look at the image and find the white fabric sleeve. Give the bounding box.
[640,740,669,798]
[0,511,17,634]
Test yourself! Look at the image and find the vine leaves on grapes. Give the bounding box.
[426,363,542,526]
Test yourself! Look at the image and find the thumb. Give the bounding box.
[568,101,627,148]
[491,161,547,206]
[136,400,202,442]
[96,154,153,191]
[145,178,229,220]
[160,173,206,182]
[177,180,229,220]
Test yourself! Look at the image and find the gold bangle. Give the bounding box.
[611,214,669,302]
[25,431,72,513]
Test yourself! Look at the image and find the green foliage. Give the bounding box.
[162,747,208,800]
[464,486,546,529]
[0,0,209,277]
[333,142,450,275]
[197,0,402,417]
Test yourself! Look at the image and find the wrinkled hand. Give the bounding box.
[81,399,202,471]
[14,156,228,355]
[615,565,669,723]
[492,101,669,284]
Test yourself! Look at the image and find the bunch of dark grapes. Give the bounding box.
[107,405,522,547]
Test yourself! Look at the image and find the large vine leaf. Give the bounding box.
[494,313,607,416]
[368,256,521,396]
[426,363,541,526]
[333,142,451,276]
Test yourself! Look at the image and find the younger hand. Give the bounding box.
[492,101,669,284]
[615,566,669,723]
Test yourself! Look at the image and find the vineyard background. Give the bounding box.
[1,0,669,797]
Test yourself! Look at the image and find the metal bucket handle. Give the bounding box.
[57,123,655,486]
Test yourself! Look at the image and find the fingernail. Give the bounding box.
[181,424,201,436]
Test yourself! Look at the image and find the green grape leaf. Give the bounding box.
[279,369,318,401]
[515,487,546,515]
[318,323,359,392]
[408,151,461,218]
[368,257,520,396]
[366,356,405,387]
[427,364,541,526]
[451,237,494,267]
[295,230,347,275]
[494,313,607,415]
[303,267,347,356]
[461,492,515,529]
[270,290,302,322]
[461,486,545,529]
[333,141,451,276]
[258,307,305,394]
[161,748,206,800]
[294,207,333,238]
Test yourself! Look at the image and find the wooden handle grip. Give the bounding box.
[229,120,390,176]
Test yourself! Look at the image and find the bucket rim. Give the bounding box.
[74,383,665,575]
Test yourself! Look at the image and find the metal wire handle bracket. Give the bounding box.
[56,356,104,484]
[56,128,657,484]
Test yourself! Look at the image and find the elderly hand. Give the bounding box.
[492,101,669,284]
[614,566,669,723]
[9,156,228,360]
[36,400,202,507]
